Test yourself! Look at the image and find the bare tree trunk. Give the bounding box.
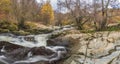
[57,0,91,30]
[75,17,83,30]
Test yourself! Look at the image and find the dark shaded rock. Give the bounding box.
[50,33,62,39]
[0,62,6,64]
[5,48,30,61]
[0,41,24,52]
[0,41,68,64]
[31,46,55,56]
[34,61,50,64]
[47,38,70,47]
[5,46,55,61]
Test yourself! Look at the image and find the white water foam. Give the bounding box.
[1,46,6,52]
[0,34,50,47]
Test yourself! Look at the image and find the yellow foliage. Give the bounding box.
[0,0,11,19]
[111,16,120,23]
[40,1,54,25]
[61,19,71,25]
[0,0,11,13]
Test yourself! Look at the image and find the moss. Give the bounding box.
[38,29,53,33]
[9,24,18,31]
[50,33,62,39]
[12,30,30,36]
[26,29,42,34]
[26,28,53,34]
[0,20,55,35]
[0,29,10,33]
[50,32,66,39]
[0,20,18,31]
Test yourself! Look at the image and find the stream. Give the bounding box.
[0,25,74,64]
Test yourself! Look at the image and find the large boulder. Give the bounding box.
[30,46,55,56]
[0,41,24,53]
[5,46,55,60]
[5,48,30,61]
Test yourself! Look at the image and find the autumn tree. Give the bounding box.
[55,3,71,26]
[0,0,11,19]
[40,0,54,25]
[10,0,40,29]
[92,0,120,30]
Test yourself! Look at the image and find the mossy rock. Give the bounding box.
[37,29,53,33]
[0,20,18,31]
[9,24,18,31]
[26,28,53,34]
[12,30,30,36]
[50,32,63,39]
[0,29,10,33]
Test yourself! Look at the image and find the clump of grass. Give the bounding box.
[106,25,120,31]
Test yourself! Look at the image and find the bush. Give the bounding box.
[24,22,36,29]
[9,24,18,31]
[0,20,18,31]
[106,26,120,31]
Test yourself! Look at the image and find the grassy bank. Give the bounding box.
[0,20,53,35]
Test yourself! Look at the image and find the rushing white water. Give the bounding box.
[0,55,9,64]
[14,46,67,64]
[27,51,33,57]
[0,25,74,64]
[1,46,5,52]
[0,34,50,47]
[0,25,74,48]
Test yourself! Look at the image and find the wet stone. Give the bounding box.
[31,46,55,56]
[0,41,24,52]
[24,37,36,42]
[47,38,70,47]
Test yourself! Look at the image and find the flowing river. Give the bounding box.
[0,25,74,64]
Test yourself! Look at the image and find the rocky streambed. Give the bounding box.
[0,26,74,64]
[0,35,68,64]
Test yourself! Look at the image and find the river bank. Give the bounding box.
[55,31,120,64]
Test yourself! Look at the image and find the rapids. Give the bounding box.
[0,25,74,64]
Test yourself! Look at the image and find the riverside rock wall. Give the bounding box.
[57,31,120,64]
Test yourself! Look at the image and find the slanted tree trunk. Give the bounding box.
[18,17,25,29]
[75,17,83,30]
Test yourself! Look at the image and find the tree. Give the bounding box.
[57,0,91,30]
[0,0,11,19]
[40,0,54,25]
[10,0,40,29]
[92,0,120,30]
